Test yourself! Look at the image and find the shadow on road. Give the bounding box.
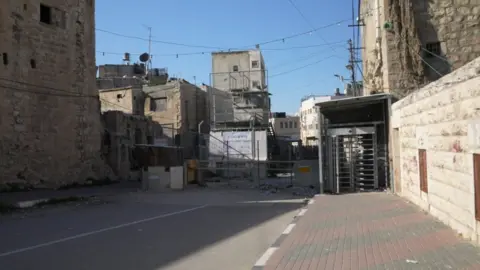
[0,185,308,270]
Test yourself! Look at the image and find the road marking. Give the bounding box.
[298,209,308,216]
[282,223,296,234]
[254,247,278,266]
[0,204,208,258]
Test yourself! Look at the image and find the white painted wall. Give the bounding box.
[269,116,300,140]
[299,95,346,145]
[391,57,480,243]
[209,130,268,161]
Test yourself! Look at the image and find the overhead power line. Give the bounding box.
[286,0,340,54]
[269,55,336,78]
[95,18,351,52]
[96,40,347,58]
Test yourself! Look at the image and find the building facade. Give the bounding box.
[102,111,162,181]
[361,0,480,98]
[0,0,111,190]
[269,114,300,140]
[210,49,270,125]
[299,95,346,145]
[99,86,145,115]
[143,78,208,158]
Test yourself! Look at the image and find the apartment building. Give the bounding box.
[361,0,480,98]
[299,95,346,145]
[210,49,270,126]
[269,113,300,140]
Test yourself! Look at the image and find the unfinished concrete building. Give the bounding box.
[361,0,480,98]
[210,49,270,128]
[0,0,112,190]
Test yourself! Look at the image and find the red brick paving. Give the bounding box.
[262,193,480,270]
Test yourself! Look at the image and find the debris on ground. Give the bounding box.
[406,259,419,264]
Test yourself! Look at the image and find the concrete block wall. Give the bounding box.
[391,57,480,242]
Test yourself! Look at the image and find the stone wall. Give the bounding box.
[391,57,480,242]
[362,0,480,98]
[102,111,161,181]
[0,0,111,190]
[99,86,145,115]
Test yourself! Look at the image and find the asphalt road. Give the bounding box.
[0,187,306,270]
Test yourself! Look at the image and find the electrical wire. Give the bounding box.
[95,40,347,58]
[96,17,353,53]
[286,0,340,54]
[269,55,336,78]
[0,83,98,98]
[95,29,225,50]
[269,45,345,69]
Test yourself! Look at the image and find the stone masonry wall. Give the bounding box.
[362,0,480,99]
[0,0,111,190]
[391,57,480,242]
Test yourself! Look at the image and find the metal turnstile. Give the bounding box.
[327,126,378,193]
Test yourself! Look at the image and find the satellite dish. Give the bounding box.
[139,53,150,62]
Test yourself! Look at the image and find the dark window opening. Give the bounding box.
[251,60,259,68]
[425,42,441,58]
[30,59,36,68]
[419,149,428,193]
[23,4,27,10]
[40,4,52,24]
[150,97,167,112]
[233,65,238,72]
[2,53,8,65]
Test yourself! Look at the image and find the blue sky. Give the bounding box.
[95,0,360,114]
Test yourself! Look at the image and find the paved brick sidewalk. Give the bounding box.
[255,193,480,270]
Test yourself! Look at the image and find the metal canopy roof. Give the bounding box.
[315,94,391,112]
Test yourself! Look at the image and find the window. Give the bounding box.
[2,53,7,65]
[419,149,428,193]
[150,97,167,112]
[316,124,319,129]
[251,60,259,68]
[40,4,52,24]
[425,42,441,58]
[289,121,293,128]
[294,122,297,128]
[252,80,260,89]
[30,59,36,68]
[280,122,283,128]
[233,65,239,72]
[474,154,480,221]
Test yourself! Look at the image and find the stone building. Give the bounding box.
[102,111,163,181]
[143,78,208,158]
[0,0,111,190]
[361,0,480,98]
[99,86,145,115]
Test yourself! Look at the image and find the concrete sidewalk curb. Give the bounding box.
[252,197,316,270]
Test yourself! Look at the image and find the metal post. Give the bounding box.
[317,107,324,194]
[335,136,340,194]
[289,144,293,186]
[257,140,260,183]
[226,140,230,180]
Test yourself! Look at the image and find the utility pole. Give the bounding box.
[347,39,357,96]
[147,26,152,70]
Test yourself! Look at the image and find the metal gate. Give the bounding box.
[327,126,378,193]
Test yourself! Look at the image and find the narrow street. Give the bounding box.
[0,186,306,270]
